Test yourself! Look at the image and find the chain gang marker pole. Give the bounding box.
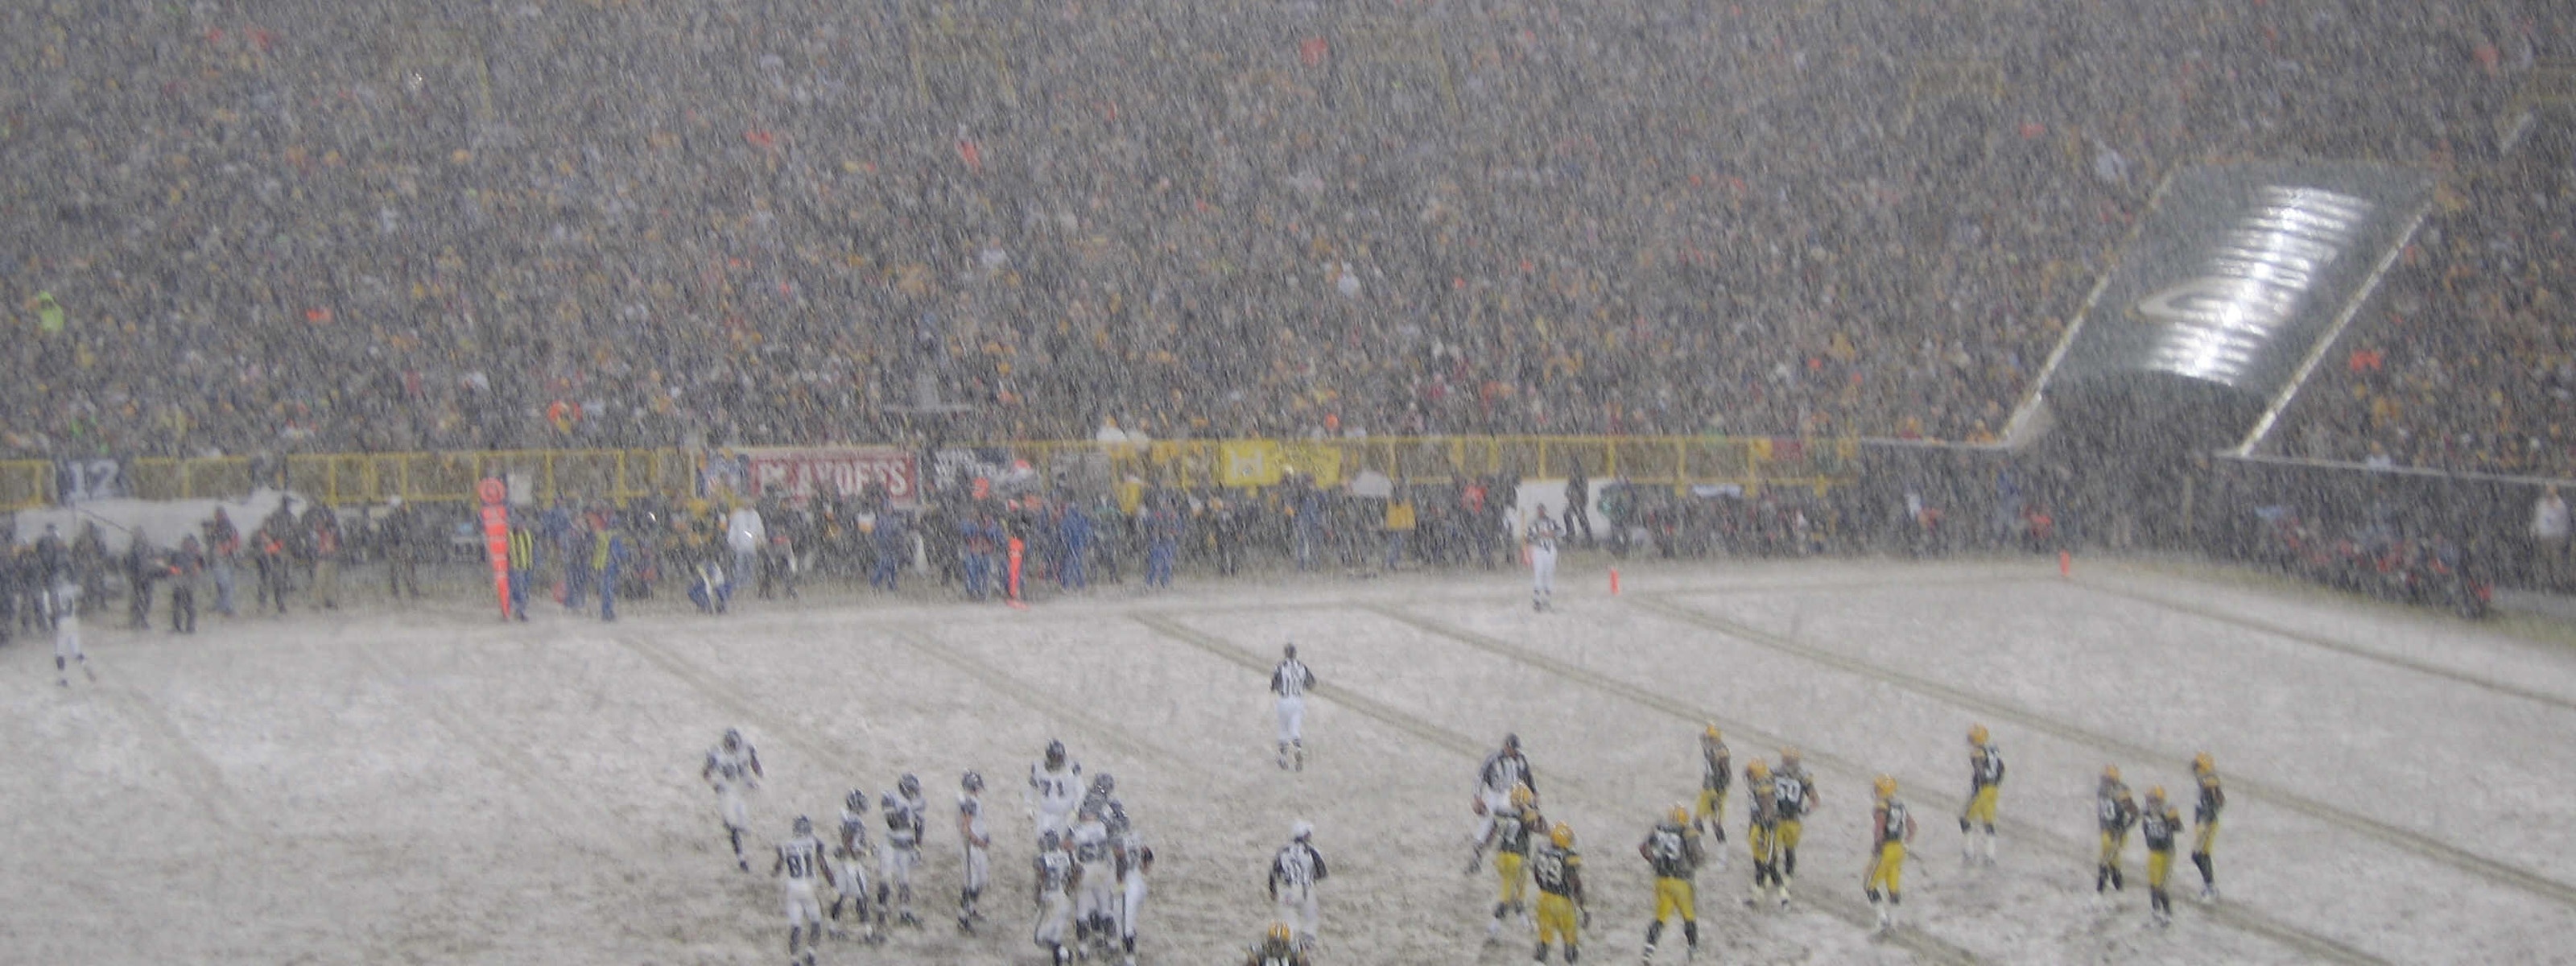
[1006,536,1027,609]
[479,477,512,619]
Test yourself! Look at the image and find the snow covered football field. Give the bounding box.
[10,555,2576,965]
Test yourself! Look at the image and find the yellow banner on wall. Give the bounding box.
[1279,442,1344,488]
[1218,440,1284,488]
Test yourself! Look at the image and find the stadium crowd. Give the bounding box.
[2284,152,2576,477]
[0,0,2566,475]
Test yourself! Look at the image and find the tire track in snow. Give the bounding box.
[1150,609,1982,966]
[608,633,883,781]
[1130,612,1490,762]
[345,633,628,853]
[97,682,250,832]
[1368,603,2385,966]
[2063,576,2576,714]
[883,623,1209,783]
[1633,594,2576,915]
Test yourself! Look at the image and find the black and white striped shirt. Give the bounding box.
[1271,659,1315,698]
[1269,841,1327,894]
[1479,750,1535,799]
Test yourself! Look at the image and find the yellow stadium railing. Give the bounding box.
[124,449,695,506]
[0,460,52,511]
[101,436,1853,508]
[1001,436,1857,496]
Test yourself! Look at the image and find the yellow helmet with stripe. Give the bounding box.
[2192,752,2215,775]
[1509,782,1535,811]
[1748,758,1771,779]
[1703,723,1722,742]
[1667,803,1690,827]
[1873,774,1897,799]
[1550,822,1574,848]
[1267,921,1294,943]
[1968,724,1989,745]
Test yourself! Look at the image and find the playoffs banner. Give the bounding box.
[720,447,920,508]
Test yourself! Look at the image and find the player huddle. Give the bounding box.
[702,730,1156,966]
[1461,723,2230,964]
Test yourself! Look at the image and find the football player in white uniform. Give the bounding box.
[1070,803,1117,956]
[1115,820,1155,966]
[878,773,928,928]
[1029,740,1084,836]
[829,789,877,943]
[958,771,992,931]
[1081,774,1129,835]
[1269,821,1327,951]
[772,815,836,966]
[52,580,90,686]
[1033,829,1081,966]
[1468,733,1537,873]
[702,729,764,871]
[1271,643,1316,770]
[1527,507,1562,612]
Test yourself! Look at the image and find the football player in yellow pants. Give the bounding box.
[1639,804,1703,963]
[1743,759,1782,907]
[1692,725,1731,859]
[1864,775,1918,931]
[1959,724,2004,864]
[2191,752,2226,902]
[2141,786,2184,926]
[1771,748,1820,906]
[2095,765,2140,896]
[1488,784,1540,939]
[1532,823,1586,964]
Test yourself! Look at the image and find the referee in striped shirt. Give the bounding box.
[1272,644,1315,771]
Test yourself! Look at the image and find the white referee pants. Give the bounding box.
[1530,545,1558,601]
[1276,886,1319,943]
[1276,696,1306,745]
[1475,788,1515,843]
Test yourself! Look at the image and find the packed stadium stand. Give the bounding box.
[0,0,2567,472]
